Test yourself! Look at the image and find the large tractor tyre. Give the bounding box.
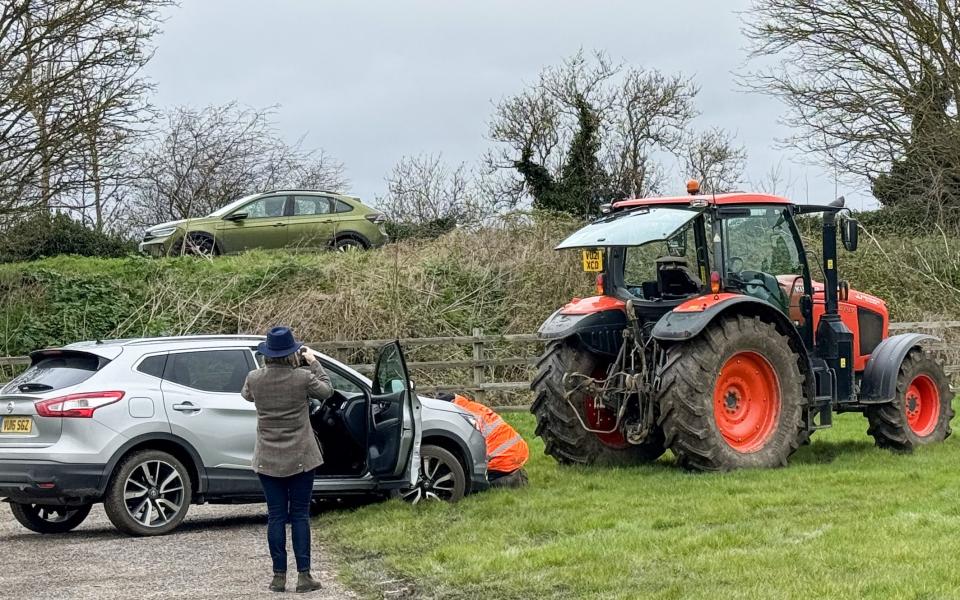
[865,350,953,451]
[531,341,667,466]
[658,316,805,471]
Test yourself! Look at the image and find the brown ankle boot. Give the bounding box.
[296,571,322,593]
[269,572,286,592]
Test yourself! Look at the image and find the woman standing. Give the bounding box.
[242,326,333,593]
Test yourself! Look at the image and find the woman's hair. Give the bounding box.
[264,353,300,368]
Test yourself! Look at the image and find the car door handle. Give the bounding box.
[172,402,201,413]
[272,222,287,227]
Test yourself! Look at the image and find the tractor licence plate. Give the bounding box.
[1,417,32,434]
[581,249,604,272]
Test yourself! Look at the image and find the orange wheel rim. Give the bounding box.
[905,374,940,437]
[713,351,781,453]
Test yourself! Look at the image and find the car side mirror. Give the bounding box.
[224,212,248,222]
[841,217,859,252]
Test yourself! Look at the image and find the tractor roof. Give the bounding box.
[612,192,791,211]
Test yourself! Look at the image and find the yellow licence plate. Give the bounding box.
[1,417,32,434]
[581,249,604,272]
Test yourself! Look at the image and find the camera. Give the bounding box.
[298,347,310,367]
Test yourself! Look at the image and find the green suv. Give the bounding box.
[139,190,389,256]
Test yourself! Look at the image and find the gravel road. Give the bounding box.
[0,502,356,600]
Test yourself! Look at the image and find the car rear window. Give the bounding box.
[334,200,354,213]
[2,351,106,394]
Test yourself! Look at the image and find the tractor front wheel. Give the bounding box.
[658,316,805,471]
[865,350,953,451]
[531,341,666,466]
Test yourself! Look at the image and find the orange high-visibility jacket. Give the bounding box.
[452,394,528,473]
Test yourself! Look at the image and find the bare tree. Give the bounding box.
[0,0,168,221]
[683,128,747,194]
[743,0,960,210]
[377,154,501,227]
[126,103,347,228]
[486,50,699,211]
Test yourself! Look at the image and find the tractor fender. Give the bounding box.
[651,294,810,371]
[859,333,938,402]
[538,296,627,357]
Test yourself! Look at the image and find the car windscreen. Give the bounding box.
[555,207,702,249]
[1,351,107,394]
[207,193,260,217]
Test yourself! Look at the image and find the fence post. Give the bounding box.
[472,327,486,402]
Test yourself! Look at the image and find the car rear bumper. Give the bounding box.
[0,459,105,505]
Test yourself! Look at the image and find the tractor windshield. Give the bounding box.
[555,207,701,250]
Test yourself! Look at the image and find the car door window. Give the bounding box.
[333,200,354,213]
[164,350,252,393]
[293,196,333,216]
[241,196,287,219]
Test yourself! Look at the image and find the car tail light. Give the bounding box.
[35,391,125,418]
[365,213,387,224]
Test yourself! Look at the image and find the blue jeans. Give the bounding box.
[258,469,314,573]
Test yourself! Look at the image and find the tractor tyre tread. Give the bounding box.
[657,315,806,471]
[865,349,953,451]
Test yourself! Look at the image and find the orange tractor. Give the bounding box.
[531,186,953,470]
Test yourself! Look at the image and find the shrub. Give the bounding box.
[0,213,135,263]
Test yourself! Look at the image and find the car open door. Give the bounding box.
[368,342,421,489]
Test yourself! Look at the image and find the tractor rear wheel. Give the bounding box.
[531,341,666,466]
[658,316,805,471]
[865,350,953,451]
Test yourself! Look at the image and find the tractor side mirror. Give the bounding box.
[841,218,859,252]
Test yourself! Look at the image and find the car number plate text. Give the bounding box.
[581,249,604,272]
[1,417,32,434]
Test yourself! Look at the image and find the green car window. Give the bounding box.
[293,196,333,216]
[334,200,354,213]
[243,196,287,219]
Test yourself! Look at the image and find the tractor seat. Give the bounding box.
[656,256,702,297]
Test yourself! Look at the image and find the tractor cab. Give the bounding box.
[533,183,951,473]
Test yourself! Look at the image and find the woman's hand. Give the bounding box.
[300,346,319,365]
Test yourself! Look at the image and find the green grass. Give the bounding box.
[319,407,960,599]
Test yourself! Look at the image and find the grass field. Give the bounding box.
[319,405,960,600]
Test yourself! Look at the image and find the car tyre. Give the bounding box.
[333,237,367,252]
[397,444,466,504]
[181,232,219,257]
[104,450,193,536]
[9,502,92,534]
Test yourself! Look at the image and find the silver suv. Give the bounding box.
[0,336,487,536]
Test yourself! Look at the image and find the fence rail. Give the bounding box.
[2,321,959,401]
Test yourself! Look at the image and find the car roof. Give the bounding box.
[58,335,371,382]
[612,192,791,210]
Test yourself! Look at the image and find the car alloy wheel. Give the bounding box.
[399,445,466,504]
[334,238,364,252]
[123,459,186,528]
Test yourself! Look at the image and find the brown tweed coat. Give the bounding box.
[241,361,334,477]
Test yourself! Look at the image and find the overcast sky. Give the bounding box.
[143,0,871,210]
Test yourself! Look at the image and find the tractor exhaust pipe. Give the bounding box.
[822,210,839,317]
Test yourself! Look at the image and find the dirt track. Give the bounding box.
[0,502,355,600]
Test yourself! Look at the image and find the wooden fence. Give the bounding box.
[1,321,959,405]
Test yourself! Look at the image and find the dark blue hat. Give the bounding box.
[258,326,303,358]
